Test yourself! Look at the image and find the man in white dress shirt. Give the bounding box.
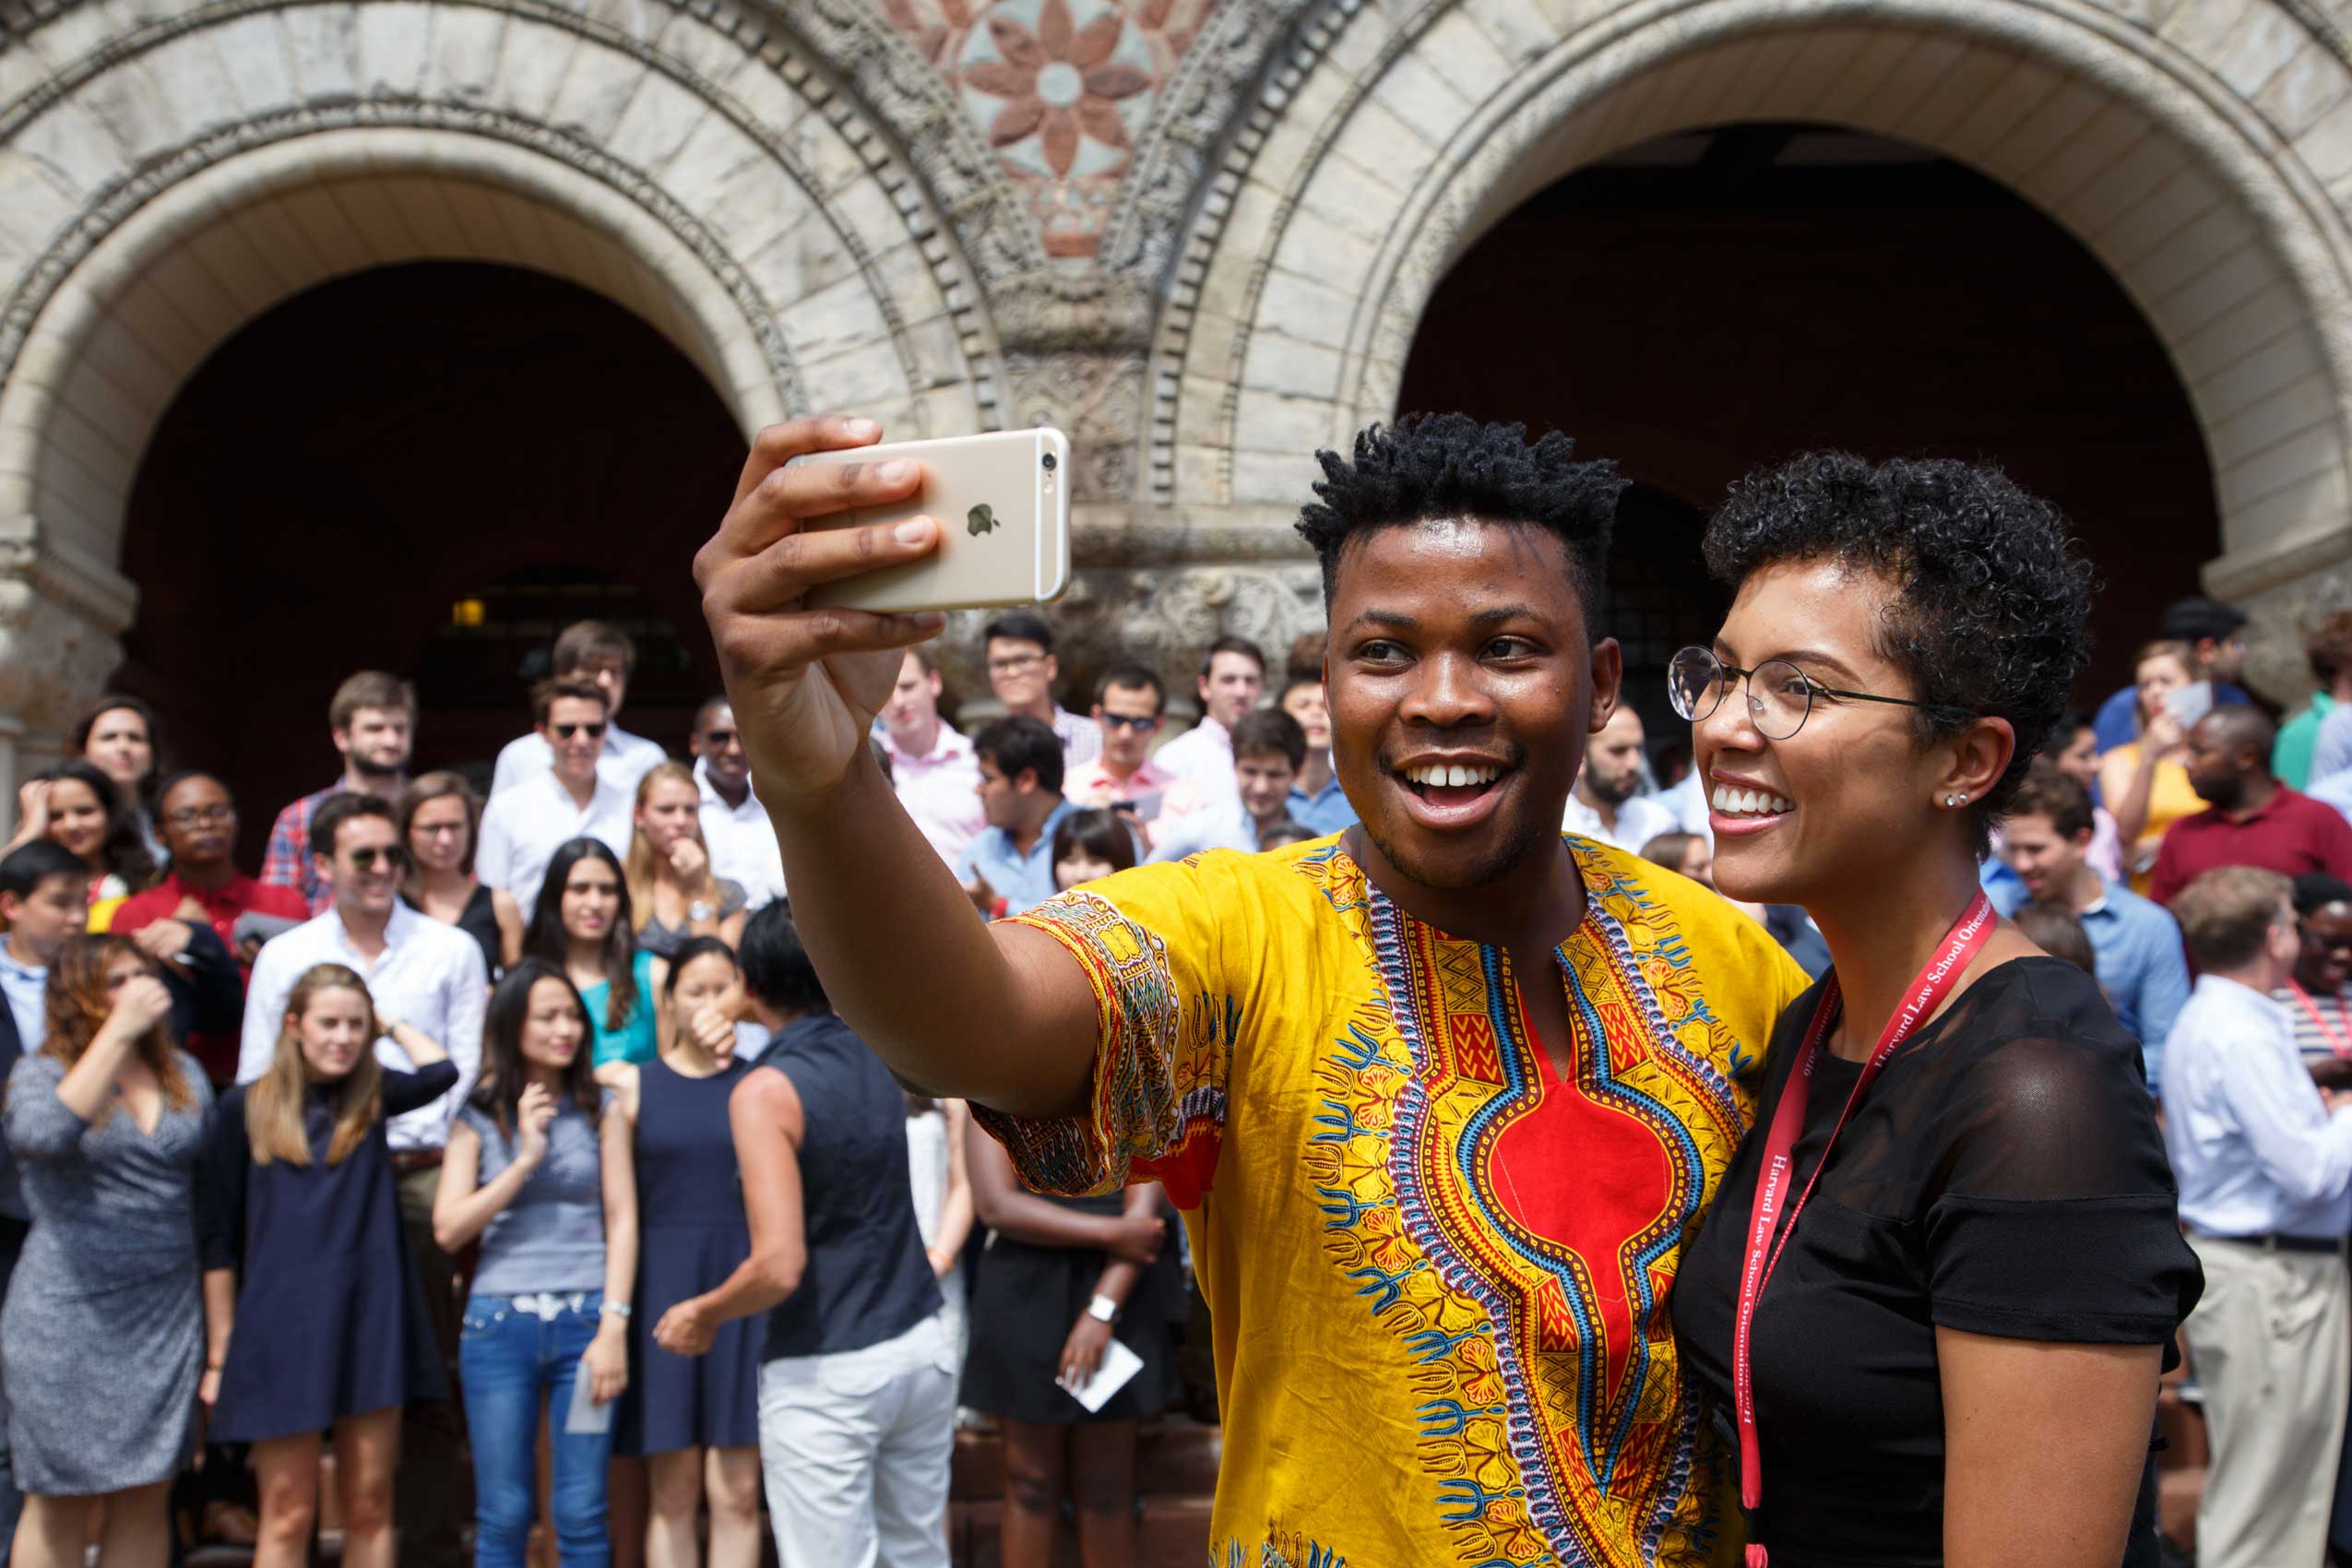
[488,620,667,798]
[2163,864,2352,1568]
[477,678,636,915]
[688,695,784,907]
[1561,706,1678,851]
[238,791,485,1566]
[1150,636,1268,809]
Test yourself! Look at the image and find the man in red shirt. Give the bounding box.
[110,770,309,1083]
[2150,707,2352,905]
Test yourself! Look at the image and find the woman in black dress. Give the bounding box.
[398,771,519,978]
[609,937,763,1568]
[197,960,457,1568]
[1666,454,2203,1566]
[957,818,1178,1568]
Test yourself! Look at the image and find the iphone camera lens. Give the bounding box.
[1041,452,1058,472]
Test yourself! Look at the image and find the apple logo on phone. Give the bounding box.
[968,504,997,537]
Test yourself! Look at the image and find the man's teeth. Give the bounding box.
[1712,785,1794,815]
[1405,763,1501,788]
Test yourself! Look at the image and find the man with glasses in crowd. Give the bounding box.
[1063,663,1178,838]
[261,671,417,914]
[981,612,1099,770]
[689,695,784,908]
[489,619,667,798]
[477,678,636,913]
[239,791,487,1568]
[109,772,308,1084]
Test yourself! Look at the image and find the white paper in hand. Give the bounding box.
[565,1363,615,1435]
[1058,1336,1144,1414]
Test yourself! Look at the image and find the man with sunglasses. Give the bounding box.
[690,695,786,907]
[476,677,637,913]
[110,772,309,1084]
[1063,664,1180,838]
[236,791,486,1565]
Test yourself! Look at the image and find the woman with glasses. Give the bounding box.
[1664,454,2202,1568]
[398,772,518,978]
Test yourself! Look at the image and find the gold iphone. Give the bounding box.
[796,427,1072,613]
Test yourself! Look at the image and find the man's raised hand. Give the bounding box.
[694,415,946,801]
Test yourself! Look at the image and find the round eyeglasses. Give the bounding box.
[1667,646,1966,741]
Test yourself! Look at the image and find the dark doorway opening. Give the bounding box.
[118,259,747,860]
[1399,124,2222,712]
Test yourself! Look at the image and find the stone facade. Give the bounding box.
[2,0,2351,767]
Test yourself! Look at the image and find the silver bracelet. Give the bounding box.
[600,1301,633,1320]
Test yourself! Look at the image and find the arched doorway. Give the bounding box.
[1398,124,2219,704]
[116,260,746,852]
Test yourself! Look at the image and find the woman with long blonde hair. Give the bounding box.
[196,962,456,1568]
[624,764,747,958]
[3,934,215,1568]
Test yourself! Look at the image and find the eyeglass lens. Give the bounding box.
[1667,648,1814,740]
[165,805,234,827]
[553,723,608,740]
[350,846,410,871]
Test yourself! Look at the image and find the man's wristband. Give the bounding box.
[1087,1293,1119,1324]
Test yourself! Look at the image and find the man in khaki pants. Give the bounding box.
[2164,865,2352,1568]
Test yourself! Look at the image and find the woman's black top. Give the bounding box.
[401,886,500,980]
[1672,957,2202,1566]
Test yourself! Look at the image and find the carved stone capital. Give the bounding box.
[0,533,127,735]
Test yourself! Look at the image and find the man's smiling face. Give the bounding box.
[1328,517,1615,892]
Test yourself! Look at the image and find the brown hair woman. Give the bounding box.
[2,934,214,1568]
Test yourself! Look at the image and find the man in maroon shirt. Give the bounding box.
[110,770,309,1083]
[2150,707,2352,905]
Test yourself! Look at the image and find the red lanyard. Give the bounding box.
[1731,891,1997,1568]
[2289,981,2352,1059]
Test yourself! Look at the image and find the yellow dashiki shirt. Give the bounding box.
[972,834,1809,1568]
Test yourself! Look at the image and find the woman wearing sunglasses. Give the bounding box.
[1666,454,2202,1568]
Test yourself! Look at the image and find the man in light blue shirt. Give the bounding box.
[1149,710,1309,863]
[2164,864,2352,1568]
[2002,764,2191,1092]
[955,716,1075,919]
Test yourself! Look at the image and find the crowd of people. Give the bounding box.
[5,408,2352,1568]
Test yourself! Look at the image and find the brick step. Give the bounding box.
[951,1420,1221,1501]
[951,1495,1215,1568]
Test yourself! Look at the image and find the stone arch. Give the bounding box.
[1159,0,2352,658]
[0,0,1002,764]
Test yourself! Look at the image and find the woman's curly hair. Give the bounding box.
[1296,414,1625,621]
[1702,453,2094,857]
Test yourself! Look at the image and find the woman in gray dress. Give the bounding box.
[4,933,217,1567]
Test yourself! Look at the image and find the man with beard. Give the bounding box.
[1563,706,1678,852]
[261,671,417,914]
[695,412,1807,1566]
[2149,707,2352,904]
[109,772,309,1084]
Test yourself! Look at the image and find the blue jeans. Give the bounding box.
[457,1292,612,1568]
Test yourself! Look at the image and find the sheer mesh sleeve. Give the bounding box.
[1918,963,2201,1345]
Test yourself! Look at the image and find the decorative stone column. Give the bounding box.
[2206,523,2352,708]
[0,528,136,832]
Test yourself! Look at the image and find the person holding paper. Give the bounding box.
[956,836,1177,1568]
[433,960,638,1568]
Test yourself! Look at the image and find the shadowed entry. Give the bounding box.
[115,260,748,859]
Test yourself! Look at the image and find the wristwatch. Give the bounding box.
[1087,1293,1120,1324]
[687,899,716,922]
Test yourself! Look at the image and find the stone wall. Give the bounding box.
[2,0,2351,767]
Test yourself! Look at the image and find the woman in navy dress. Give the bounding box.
[611,937,763,1568]
[197,960,457,1568]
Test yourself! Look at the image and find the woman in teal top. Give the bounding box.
[522,838,663,1082]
